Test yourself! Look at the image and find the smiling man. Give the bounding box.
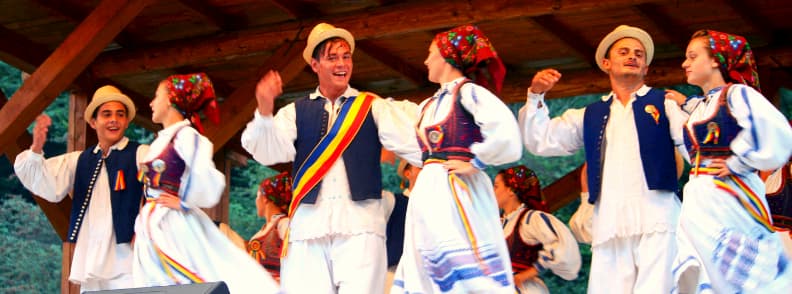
[517,25,689,294]
[241,23,421,293]
[14,85,149,292]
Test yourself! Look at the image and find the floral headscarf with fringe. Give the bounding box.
[434,24,506,94]
[258,172,292,209]
[499,165,546,211]
[165,73,220,133]
[704,30,760,92]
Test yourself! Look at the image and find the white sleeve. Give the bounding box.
[518,91,585,156]
[457,83,523,166]
[664,98,690,162]
[240,104,298,166]
[520,211,582,281]
[174,128,226,208]
[568,192,593,244]
[372,97,423,168]
[725,85,792,174]
[14,150,81,202]
[382,190,396,220]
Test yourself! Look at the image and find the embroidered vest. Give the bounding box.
[248,215,285,278]
[505,209,543,272]
[70,141,143,243]
[293,96,382,203]
[683,85,741,158]
[582,88,678,204]
[140,140,187,197]
[418,80,483,161]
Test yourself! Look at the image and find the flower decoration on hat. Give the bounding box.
[259,172,292,209]
[501,165,546,211]
[165,73,220,133]
[434,24,506,94]
[706,30,760,92]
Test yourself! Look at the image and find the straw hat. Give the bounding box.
[303,23,355,64]
[83,85,136,121]
[594,25,654,73]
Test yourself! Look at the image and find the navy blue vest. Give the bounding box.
[583,88,678,204]
[386,192,409,267]
[293,96,382,203]
[69,141,144,243]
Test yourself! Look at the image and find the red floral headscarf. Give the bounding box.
[498,165,546,211]
[258,171,292,209]
[434,24,506,94]
[164,73,220,133]
[705,30,760,92]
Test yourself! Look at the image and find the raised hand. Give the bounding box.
[529,69,562,94]
[254,70,283,116]
[31,114,52,154]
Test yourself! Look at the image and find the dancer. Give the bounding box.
[248,171,291,281]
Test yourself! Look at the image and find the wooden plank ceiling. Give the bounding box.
[0,0,790,179]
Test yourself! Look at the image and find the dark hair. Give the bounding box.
[311,37,350,61]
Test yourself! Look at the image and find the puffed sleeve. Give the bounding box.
[518,90,585,156]
[14,150,81,202]
[519,210,582,280]
[568,192,593,244]
[371,97,423,168]
[240,103,298,166]
[457,83,523,166]
[174,127,226,208]
[725,85,792,175]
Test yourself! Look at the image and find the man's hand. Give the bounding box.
[31,114,52,154]
[664,89,687,106]
[529,69,561,94]
[255,70,283,116]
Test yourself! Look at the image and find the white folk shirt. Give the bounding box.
[14,137,148,284]
[241,86,422,241]
[519,85,688,246]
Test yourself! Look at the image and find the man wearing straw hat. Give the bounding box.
[241,22,421,293]
[518,25,689,293]
[15,85,149,292]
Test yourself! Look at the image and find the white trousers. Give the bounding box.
[588,231,676,294]
[79,272,133,293]
[281,233,386,294]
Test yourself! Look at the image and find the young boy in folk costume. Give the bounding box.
[248,172,291,281]
[15,86,148,292]
[133,73,278,293]
[241,22,422,293]
[664,30,792,293]
[391,24,522,293]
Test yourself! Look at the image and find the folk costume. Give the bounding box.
[671,31,792,293]
[132,74,278,293]
[391,25,521,293]
[241,23,422,293]
[765,160,792,257]
[248,172,292,280]
[498,166,581,294]
[519,25,689,294]
[14,86,147,292]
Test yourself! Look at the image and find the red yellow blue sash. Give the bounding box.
[281,92,375,256]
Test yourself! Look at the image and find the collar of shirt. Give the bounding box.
[601,84,651,102]
[435,77,467,99]
[308,85,360,101]
[705,85,725,102]
[502,203,527,227]
[92,136,131,154]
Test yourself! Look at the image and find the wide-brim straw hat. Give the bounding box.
[595,25,654,73]
[303,23,355,64]
[83,85,136,121]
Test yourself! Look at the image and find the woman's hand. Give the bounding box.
[444,160,477,175]
[707,158,733,177]
[513,267,539,286]
[155,192,184,210]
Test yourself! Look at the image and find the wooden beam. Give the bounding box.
[543,165,584,212]
[633,3,691,49]
[269,0,320,19]
[0,0,154,153]
[0,26,50,74]
[32,0,143,48]
[357,40,428,87]
[724,0,776,44]
[203,41,307,153]
[90,0,658,78]
[176,0,242,30]
[530,15,597,68]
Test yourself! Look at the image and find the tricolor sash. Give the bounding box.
[282,92,375,256]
